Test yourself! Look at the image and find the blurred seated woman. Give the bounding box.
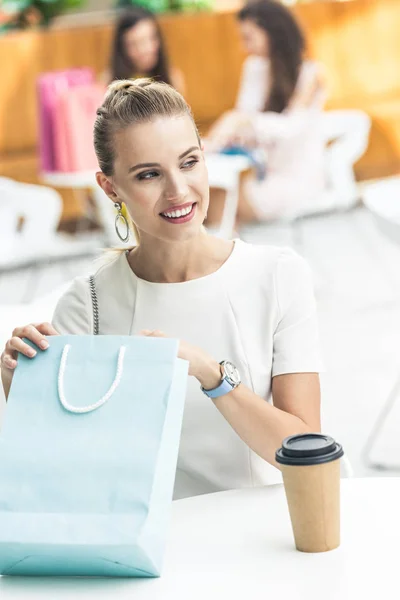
[102,6,185,94]
[207,0,326,225]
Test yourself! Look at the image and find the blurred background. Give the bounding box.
[1,0,400,478]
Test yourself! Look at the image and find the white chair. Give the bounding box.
[41,171,130,247]
[205,110,371,235]
[362,178,400,469]
[0,177,62,267]
[0,177,101,273]
[322,109,371,211]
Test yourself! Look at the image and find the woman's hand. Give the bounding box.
[140,330,221,391]
[206,110,256,152]
[1,322,59,399]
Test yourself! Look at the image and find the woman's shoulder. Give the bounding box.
[299,60,326,90]
[52,251,129,334]
[92,249,131,285]
[235,240,306,272]
[64,251,128,295]
[234,241,315,314]
[52,274,91,335]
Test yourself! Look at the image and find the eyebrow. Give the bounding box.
[128,146,200,174]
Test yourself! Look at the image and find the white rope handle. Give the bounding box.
[57,344,126,414]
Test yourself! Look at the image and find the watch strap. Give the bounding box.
[201,377,234,399]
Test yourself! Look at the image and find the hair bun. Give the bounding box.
[107,78,154,95]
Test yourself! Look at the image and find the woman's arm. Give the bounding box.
[236,56,271,113]
[179,347,321,469]
[211,250,322,466]
[212,372,321,468]
[140,334,321,470]
[288,61,327,111]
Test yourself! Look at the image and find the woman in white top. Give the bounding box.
[207,0,326,223]
[1,79,322,500]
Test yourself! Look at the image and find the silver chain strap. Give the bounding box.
[89,275,99,335]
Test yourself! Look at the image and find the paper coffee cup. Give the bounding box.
[276,433,344,553]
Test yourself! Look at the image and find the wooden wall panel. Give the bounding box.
[160,11,245,129]
[0,25,114,155]
[1,0,400,221]
[293,0,400,178]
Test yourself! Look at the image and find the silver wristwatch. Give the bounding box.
[201,360,241,399]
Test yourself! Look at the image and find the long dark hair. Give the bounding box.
[238,0,305,113]
[110,8,172,85]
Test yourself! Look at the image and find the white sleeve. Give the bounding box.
[272,249,324,377]
[236,57,271,113]
[52,277,92,335]
[290,61,327,111]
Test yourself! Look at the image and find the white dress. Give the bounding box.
[236,57,327,220]
[52,240,323,499]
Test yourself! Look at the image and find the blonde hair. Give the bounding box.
[94,78,200,245]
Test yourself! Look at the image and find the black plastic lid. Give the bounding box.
[275,433,344,466]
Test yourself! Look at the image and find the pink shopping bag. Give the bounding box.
[37,69,94,172]
[53,83,106,173]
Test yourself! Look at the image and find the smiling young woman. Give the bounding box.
[1,79,323,501]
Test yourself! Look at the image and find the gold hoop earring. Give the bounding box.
[114,202,130,243]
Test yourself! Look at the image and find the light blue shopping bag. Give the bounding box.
[0,335,188,577]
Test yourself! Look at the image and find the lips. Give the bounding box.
[160,202,197,224]
[161,204,193,219]
[159,201,194,218]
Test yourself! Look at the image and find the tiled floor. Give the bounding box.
[1,205,400,479]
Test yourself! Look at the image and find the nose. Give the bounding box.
[163,170,189,204]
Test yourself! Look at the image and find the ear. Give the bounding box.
[96,172,118,202]
[200,140,205,152]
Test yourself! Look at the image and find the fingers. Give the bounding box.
[139,329,166,337]
[35,322,59,337]
[6,337,37,360]
[12,323,52,350]
[1,336,35,372]
[1,322,57,373]
[1,351,17,371]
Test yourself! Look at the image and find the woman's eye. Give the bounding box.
[182,158,199,169]
[137,171,159,181]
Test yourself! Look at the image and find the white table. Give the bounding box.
[0,477,398,599]
[205,153,251,239]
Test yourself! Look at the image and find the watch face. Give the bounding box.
[223,361,241,386]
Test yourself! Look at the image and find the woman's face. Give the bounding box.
[239,19,269,58]
[102,114,209,244]
[123,19,160,73]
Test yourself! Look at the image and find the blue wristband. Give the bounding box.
[201,378,234,399]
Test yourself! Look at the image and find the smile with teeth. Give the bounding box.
[161,204,194,219]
